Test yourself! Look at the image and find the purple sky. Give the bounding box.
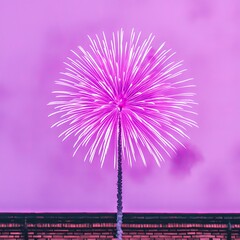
[0,0,240,213]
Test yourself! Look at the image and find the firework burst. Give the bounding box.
[49,29,197,168]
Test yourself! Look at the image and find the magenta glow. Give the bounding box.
[49,29,197,167]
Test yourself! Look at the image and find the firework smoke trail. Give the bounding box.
[49,29,197,239]
[117,115,123,239]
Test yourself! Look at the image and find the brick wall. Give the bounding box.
[0,213,240,240]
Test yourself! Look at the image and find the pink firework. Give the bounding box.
[49,29,197,168]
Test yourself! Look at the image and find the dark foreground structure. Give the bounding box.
[0,213,240,239]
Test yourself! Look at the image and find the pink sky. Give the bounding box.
[0,0,240,213]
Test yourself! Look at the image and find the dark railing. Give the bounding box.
[0,212,240,224]
[0,213,239,240]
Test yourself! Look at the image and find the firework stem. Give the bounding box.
[117,114,123,240]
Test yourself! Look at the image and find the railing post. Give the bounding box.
[22,217,28,240]
[227,221,232,240]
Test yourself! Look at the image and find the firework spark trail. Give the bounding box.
[49,29,197,168]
